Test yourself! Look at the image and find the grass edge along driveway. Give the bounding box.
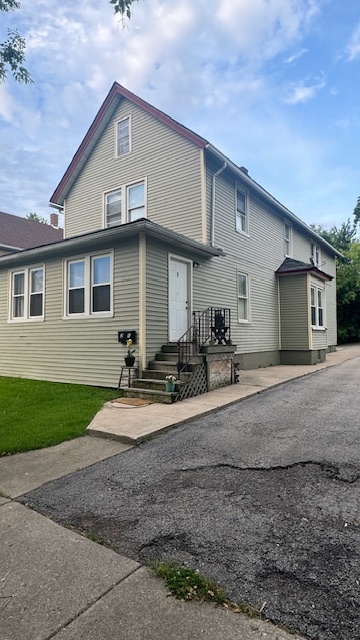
[0,376,122,455]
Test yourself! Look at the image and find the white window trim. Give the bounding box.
[235,184,250,236]
[311,242,321,267]
[310,283,326,330]
[103,178,147,228]
[237,271,250,323]
[115,114,132,158]
[63,250,114,319]
[8,265,45,323]
[284,221,292,257]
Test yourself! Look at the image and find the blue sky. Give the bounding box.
[1,0,360,229]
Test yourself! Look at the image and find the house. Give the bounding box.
[0,210,63,256]
[0,83,341,391]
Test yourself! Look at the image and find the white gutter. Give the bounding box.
[206,143,343,258]
[211,161,227,246]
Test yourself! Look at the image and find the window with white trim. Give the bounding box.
[116,116,131,156]
[10,266,44,321]
[65,253,112,317]
[311,285,324,328]
[237,272,249,321]
[284,222,292,257]
[311,242,321,267]
[105,181,146,227]
[235,186,249,234]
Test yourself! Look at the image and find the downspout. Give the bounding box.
[211,162,227,246]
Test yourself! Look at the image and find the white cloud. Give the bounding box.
[346,23,360,61]
[284,77,325,104]
[284,48,308,63]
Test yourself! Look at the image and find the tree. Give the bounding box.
[353,196,360,226]
[110,0,139,19]
[313,218,360,343]
[0,0,32,84]
[1,0,138,84]
[26,212,48,224]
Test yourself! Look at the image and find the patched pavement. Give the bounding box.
[18,357,360,640]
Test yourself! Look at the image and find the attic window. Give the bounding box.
[116,116,131,156]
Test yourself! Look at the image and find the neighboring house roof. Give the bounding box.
[0,210,63,253]
[276,257,333,282]
[49,82,342,259]
[0,218,224,268]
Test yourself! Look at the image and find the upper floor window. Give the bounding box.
[311,285,324,328]
[237,271,249,322]
[235,186,249,235]
[65,253,113,317]
[104,180,146,228]
[10,266,44,321]
[284,222,292,257]
[311,242,321,267]
[116,116,131,156]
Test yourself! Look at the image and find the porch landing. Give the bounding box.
[87,344,360,445]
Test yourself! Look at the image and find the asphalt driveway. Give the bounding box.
[20,358,360,640]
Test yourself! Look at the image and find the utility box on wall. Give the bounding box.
[118,330,136,344]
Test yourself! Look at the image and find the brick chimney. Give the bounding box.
[50,213,59,228]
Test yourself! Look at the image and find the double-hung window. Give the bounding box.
[311,285,324,328]
[236,186,249,234]
[284,222,292,257]
[65,253,112,317]
[237,272,249,322]
[105,180,146,227]
[116,116,131,156]
[10,266,44,321]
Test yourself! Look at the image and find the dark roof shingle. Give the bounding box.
[0,211,63,251]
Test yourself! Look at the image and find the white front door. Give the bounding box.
[169,257,190,342]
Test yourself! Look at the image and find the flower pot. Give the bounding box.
[165,382,175,392]
[125,356,135,367]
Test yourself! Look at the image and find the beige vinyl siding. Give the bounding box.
[145,238,169,363]
[312,329,327,350]
[278,275,309,350]
[65,99,203,242]
[0,238,140,388]
[202,162,281,354]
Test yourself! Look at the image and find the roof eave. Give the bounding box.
[206,144,343,259]
[50,82,208,206]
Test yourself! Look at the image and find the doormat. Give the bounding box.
[111,397,153,407]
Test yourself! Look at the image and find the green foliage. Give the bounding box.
[353,196,360,226]
[151,561,227,603]
[314,217,360,344]
[110,0,139,20]
[0,1,32,83]
[0,376,123,454]
[26,212,48,224]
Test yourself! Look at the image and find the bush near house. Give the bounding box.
[0,376,122,455]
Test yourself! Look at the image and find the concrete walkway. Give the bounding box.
[1,344,360,640]
[87,343,360,444]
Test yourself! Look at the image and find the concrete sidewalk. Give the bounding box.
[1,344,359,640]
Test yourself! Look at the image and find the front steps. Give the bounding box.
[123,344,184,404]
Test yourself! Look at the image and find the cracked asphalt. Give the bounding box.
[20,358,360,640]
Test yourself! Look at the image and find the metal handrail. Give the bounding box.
[177,307,231,374]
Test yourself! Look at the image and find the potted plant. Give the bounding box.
[125,338,135,367]
[165,374,177,392]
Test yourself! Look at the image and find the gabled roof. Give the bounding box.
[50,82,208,206]
[276,257,333,281]
[0,210,63,253]
[49,82,342,260]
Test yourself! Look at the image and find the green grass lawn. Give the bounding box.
[0,376,123,455]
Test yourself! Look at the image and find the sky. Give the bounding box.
[0,0,360,230]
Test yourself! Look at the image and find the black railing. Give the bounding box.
[177,307,231,374]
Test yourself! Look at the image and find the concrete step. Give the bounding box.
[155,352,178,362]
[123,387,177,404]
[161,344,178,354]
[131,378,183,392]
[148,360,179,372]
[141,369,190,382]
